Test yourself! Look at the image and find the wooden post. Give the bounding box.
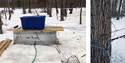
[91,0,111,63]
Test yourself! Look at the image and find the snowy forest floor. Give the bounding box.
[0,8,86,63]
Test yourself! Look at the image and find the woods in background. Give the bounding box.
[0,0,86,34]
[0,0,86,9]
[112,0,125,20]
[0,0,86,21]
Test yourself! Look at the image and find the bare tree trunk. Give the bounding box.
[112,0,118,17]
[46,0,49,15]
[91,0,111,63]
[54,0,59,19]
[0,13,3,34]
[80,0,82,24]
[22,0,26,14]
[4,7,7,20]
[64,0,67,17]
[8,9,11,20]
[17,0,21,8]
[48,9,52,17]
[116,0,122,20]
[12,0,15,10]
[69,9,73,14]
[60,0,64,21]
[48,0,52,17]
[55,0,59,14]
[34,9,39,16]
[8,0,11,20]
[69,0,74,14]
[28,0,32,13]
[43,0,46,12]
[80,9,82,24]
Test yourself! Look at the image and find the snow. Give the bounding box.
[0,8,86,63]
[111,17,125,63]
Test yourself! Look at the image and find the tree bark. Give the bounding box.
[91,0,111,63]
[116,0,122,20]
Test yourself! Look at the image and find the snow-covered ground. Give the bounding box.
[111,18,125,63]
[0,8,86,63]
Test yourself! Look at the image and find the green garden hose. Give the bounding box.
[32,45,37,63]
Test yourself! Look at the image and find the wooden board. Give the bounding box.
[0,39,12,56]
[0,38,9,49]
[7,26,64,31]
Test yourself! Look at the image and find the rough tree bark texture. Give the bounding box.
[91,0,111,63]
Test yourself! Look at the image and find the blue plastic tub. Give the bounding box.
[20,16,46,29]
